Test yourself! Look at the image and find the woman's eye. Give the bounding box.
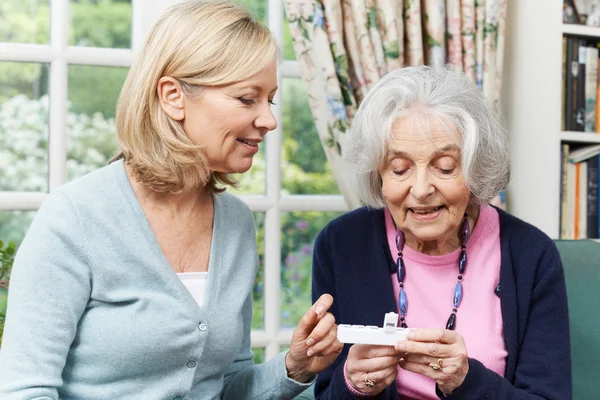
[437,168,455,175]
[268,99,276,106]
[392,170,408,176]
[237,97,255,105]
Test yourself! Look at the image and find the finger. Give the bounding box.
[395,340,451,358]
[405,328,457,344]
[347,355,402,374]
[307,325,340,356]
[403,353,443,366]
[361,344,404,359]
[305,312,336,347]
[398,359,439,378]
[296,294,334,335]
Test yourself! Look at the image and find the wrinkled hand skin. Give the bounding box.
[396,328,469,395]
[344,343,405,396]
[285,294,344,383]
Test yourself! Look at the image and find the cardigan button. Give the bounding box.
[187,360,197,368]
[198,322,207,331]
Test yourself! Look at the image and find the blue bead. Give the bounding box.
[399,289,408,316]
[395,230,404,250]
[446,312,456,330]
[453,281,463,307]
[461,217,470,244]
[396,257,405,282]
[458,249,467,274]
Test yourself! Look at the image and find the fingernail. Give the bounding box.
[306,338,315,347]
[407,332,416,340]
[315,305,324,315]
[307,348,314,357]
[395,343,406,351]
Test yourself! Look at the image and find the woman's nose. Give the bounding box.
[255,102,277,132]
[409,169,435,199]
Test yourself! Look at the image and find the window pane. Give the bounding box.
[0,62,50,192]
[282,78,339,195]
[252,212,265,330]
[69,0,132,48]
[283,14,296,60]
[227,139,266,195]
[67,65,128,181]
[240,0,266,23]
[280,211,342,328]
[0,211,36,248]
[0,1,50,44]
[252,347,264,364]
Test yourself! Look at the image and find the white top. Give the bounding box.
[177,272,208,307]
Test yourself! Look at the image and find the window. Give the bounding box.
[0,0,349,362]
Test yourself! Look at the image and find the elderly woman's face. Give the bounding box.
[182,61,278,174]
[379,114,471,247]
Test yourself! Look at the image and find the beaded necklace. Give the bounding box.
[394,214,470,330]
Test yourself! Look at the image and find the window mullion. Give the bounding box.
[48,0,69,191]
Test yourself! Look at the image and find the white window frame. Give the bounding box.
[0,0,350,362]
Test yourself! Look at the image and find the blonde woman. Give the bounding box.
[0,1,342,398]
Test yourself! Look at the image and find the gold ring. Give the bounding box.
[429,358,443,371]
[363,372,375,388]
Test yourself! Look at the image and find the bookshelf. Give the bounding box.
[502,0,600,240]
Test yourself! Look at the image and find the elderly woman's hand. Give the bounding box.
[285,294,343,382]
[396,329,469,395]
[344,344,403,396]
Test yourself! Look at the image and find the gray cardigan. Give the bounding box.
[0,160,310,399]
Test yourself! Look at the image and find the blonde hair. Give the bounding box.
[113,0,279,194]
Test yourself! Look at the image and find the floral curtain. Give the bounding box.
[284,0,507,209]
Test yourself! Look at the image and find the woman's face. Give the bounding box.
[379,114,471,253]
[182,61,278,174]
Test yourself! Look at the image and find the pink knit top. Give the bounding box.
[384,205,507,399]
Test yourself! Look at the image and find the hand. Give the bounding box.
[285,294,343,382]
[396,329,469,395]
[345,344,403,396]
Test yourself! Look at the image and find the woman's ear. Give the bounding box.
[157,76,185,121]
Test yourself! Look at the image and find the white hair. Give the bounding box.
[347,65,510,208]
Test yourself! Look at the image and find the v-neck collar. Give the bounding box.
[111,159,220,317]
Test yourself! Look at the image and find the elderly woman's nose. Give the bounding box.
[409,169,435,198]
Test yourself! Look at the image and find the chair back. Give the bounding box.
[555,239,600,399]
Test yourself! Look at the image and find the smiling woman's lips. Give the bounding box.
[237,139,260,154]
[408,206,444,221]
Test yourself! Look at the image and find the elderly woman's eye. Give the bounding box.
[393,170,408,176]
[438,168,455,174]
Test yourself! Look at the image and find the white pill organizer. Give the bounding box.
[337,312,416,346]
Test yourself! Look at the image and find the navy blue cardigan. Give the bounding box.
[312,206,571,399]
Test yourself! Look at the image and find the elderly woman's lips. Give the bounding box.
[408,206,444,220]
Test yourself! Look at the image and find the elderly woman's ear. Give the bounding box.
[157,76,185,121]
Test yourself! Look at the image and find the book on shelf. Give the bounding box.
[560,143,600,239]
[587,155,599,238]
[563,36,600,133]
[585,45,598,132]
[568,143,600,162]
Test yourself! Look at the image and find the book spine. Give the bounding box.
[587,155,599,239]
[567,162,576,240]
[579,161,588,239]
[585,46,599,132]
[561,144,570,238]
[576,40,587,132]
[562,37,568,131]
[566,37,577,131]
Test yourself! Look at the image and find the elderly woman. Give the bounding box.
[312,66,571,399]
[0,1,342,399]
